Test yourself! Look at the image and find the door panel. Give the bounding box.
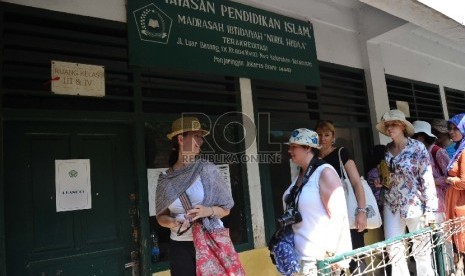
[5,122,137,276]
[31,134,74,252]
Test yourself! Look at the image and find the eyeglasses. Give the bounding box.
[389,158,395,173]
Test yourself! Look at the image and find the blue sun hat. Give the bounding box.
[285,128,321,149]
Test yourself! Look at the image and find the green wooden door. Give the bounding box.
[4,121,138,276]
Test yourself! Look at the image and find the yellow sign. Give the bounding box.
[51,60,105,97]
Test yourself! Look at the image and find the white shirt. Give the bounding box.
[167,176,223,241]
[283,164,352,263]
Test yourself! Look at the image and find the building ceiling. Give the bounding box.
[359,0,465,47]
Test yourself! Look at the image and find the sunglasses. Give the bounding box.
[389,158,395,173]
[176,219,193,236]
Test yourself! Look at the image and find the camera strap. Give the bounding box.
[286,156,325,210]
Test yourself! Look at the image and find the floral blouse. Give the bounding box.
[384,138,438,218]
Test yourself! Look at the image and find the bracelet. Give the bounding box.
[209,207,215,218]
[356,207,367,215]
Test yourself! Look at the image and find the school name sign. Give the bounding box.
[128,0,320,86]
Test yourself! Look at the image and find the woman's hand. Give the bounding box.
[186,205,214,221]
[175,214,191,231]
[356,212,367,232]
[373,178,383,188]
[447,176,459,185]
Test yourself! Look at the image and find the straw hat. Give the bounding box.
[376,110,415,137]
[412,120,437,139]
[285,128,321,149]
[166,117,210,140]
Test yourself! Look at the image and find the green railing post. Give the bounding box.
[316,259,331,276]
[432,224,445,276]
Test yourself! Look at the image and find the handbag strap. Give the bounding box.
[179,191,193,211]
[178,192,195,236]
[338,147,350,180]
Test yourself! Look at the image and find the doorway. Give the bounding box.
[4,121,139,275]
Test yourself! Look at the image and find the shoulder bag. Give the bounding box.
[338,147,382,229]
[179,192,245,276]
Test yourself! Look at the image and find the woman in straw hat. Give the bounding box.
[279,128,351,275]
[155,117,236,276]
[445,113,465,258]
[376,110,437,276]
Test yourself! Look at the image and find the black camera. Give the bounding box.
[277,208,302,228]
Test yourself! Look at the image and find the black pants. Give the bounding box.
[349,229,366,273]
[170,240,196,276]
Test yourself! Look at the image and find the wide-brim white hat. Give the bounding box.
[412,120,437,139]
[285,128,321,149]
[376,109,415,137]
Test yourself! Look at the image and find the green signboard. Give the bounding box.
[128,0,320,86]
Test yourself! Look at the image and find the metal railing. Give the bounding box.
[316,216,465,276]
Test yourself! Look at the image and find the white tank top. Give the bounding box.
[168,177,203,241]
[168,177,224,241]
[283,164,352,262]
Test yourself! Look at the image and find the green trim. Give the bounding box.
[0,4,5,275]
[132,69,151,275]
[2,109,136,122]
[0,117,5,276]
[258,163,275,242]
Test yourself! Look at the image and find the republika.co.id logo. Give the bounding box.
[133,3,172,44]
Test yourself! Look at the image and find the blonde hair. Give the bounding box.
[314,120,335,134]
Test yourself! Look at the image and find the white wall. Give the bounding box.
[381,42,465,91]
[240,0,365,68]
[0,0,127,22]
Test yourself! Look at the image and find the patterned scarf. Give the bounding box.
[447,113,465,172]
[155,158,234,230]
